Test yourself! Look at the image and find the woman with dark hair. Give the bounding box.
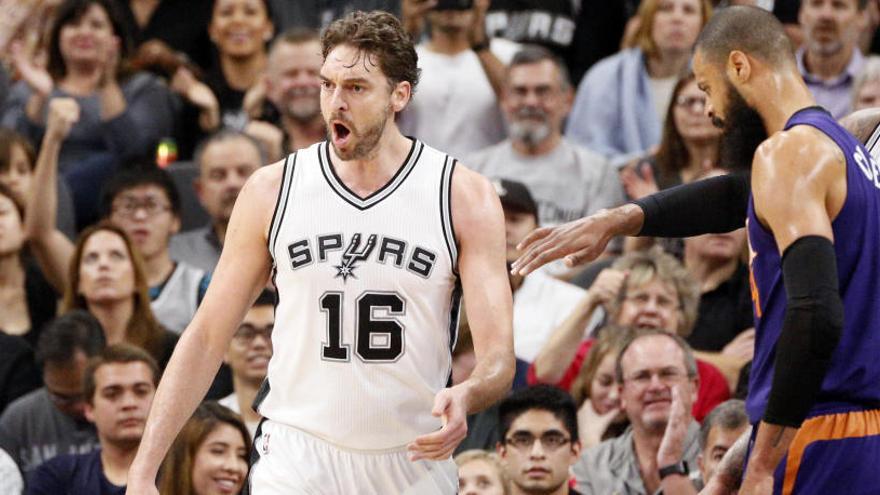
[158,401,250,495]
[1,0,177,177]
[0,183,58,347]
[60,221,176,367]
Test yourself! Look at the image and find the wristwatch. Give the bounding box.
[471,39,490,53]
[658,460,689,480]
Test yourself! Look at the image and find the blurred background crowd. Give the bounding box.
[0,0,877,493]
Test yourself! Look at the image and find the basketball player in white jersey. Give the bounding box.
[126,11,515,495]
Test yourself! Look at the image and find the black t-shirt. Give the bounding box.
[24,259,58,349]
[486,0,629,85]
[0,333,41,415]
[687,264,754,352]
[114,0,215,70]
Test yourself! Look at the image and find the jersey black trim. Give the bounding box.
[267,152,297,257]
[866,118,880,158]
[319,140,424,210]
[439,156,459,274]
[445,279,463,388]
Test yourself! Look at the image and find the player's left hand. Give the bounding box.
[408,387,468,461]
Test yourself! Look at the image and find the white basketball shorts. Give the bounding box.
[247,419,458,494]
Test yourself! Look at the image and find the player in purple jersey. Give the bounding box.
[514,6,880,495]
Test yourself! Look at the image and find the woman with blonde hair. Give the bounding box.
[61,221,176,367]
[158,401,250,495]
[455,449,511,495]
[567,0,713,166]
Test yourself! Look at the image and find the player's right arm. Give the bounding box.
[126,163,282,494]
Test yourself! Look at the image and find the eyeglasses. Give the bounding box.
[111,198,171,218]
[623,291,680,311]
[233,323,273,344]
[47,389,85,407]
[624,367,689,387]
[504,432,571,451]
[675,95,707,111]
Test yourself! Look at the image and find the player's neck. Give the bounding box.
[751,72,816,135]
[329,128,412,193]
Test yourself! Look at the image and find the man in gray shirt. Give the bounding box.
[0,311,105,473]
[467,45,622,227]
[169,131,264,273]
[573,329,702,495]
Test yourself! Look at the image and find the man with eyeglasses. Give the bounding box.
[218,289,275,436]
[467,45,621,229]
[497,385,583,495]
[25,161,211,334]
[572,328,702,495]
[0,311,105,474]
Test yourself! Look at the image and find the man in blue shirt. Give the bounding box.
[28,345,158,495]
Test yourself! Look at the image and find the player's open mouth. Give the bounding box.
[332,122,352,147]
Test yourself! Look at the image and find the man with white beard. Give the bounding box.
[467,45,622,227]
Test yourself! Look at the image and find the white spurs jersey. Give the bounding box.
[258,139,461,451]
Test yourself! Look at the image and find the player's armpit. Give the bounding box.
[450,163,515,414]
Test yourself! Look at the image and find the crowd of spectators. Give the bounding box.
[0,0,876,493]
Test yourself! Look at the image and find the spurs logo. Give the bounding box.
[334,234,377,282]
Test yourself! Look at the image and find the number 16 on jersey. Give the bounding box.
[320,291,406,363]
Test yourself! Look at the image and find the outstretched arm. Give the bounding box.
[409,164,515,461]
[24,98,79,292]
[700,427,752,494]
[126,163,281,494]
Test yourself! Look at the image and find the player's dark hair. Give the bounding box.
[100,164,182,218]
[696,5,794,67]
[47,0,133,81]
[83,343,159,403]
[699,399,748,449]
[498,385,579,443]
[321,11,420,94]
[508,44,571,90]
[36,310,107,367]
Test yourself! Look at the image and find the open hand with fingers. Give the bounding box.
[408,387,468,461]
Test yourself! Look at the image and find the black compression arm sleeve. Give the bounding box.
[763,236,844,427]
[633,172,750,237]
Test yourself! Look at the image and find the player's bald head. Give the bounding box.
[696,6,794,68]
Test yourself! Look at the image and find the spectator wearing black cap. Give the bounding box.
[494,178,586,363]
[0,311,105,474]
[468,46,622,229]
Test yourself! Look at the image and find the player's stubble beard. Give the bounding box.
[714,80,768,172]
[328,103,391,161]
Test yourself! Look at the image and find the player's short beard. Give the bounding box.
[329,105,390,161]
[714,81,768,172]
